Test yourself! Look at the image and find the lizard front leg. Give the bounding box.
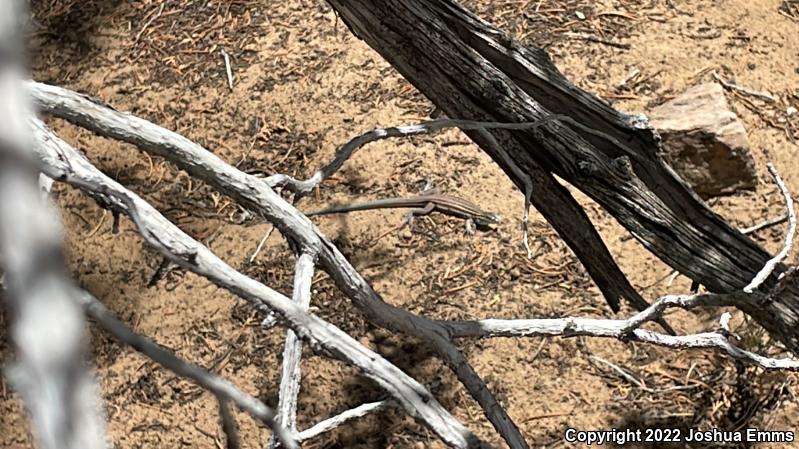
[464,218,476,235]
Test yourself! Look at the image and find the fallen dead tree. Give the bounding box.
[322,0,799,356]
[2,1,798,449]
[24,82,799,449]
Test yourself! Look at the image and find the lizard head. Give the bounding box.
[474,212,502,230]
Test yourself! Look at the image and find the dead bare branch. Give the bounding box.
[249,224,276,263]
[441,293,799,371]
[740,214,789,235]
[75,287,298,448]
[297,400,394,443]
[267,115,572,195]
[294,291,799,438]
[269,251,316,449]
[744,163,796,292]
[712,71,778,104]
[28,81,524,449]
[29,119,484,449]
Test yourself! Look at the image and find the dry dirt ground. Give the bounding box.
[2,0,799,448]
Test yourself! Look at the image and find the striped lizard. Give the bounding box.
[306,193,501,232]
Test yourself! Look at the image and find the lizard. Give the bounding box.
[305,193,501,233]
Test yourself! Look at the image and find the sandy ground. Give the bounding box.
[1,0,798,448]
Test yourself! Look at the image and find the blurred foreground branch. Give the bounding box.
[0,2,106,448]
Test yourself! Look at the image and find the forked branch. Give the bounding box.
[28,80,527,449]
[441,294,799,371]
[30,119,485,449]
[76,288,298,448]
[744,163,796,292]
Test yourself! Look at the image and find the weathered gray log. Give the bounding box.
[325,0,799,354]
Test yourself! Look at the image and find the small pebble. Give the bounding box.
[575,10,586,20]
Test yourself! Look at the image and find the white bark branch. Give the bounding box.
[28,81,521,449]
[744,163,796,292]
[740,214,789,235]
[441,294,799,371]
[29,119,482,449]
[0,4,106,449]
[297,400,394,443]
[268,251,316,449]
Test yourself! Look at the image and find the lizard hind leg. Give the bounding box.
[400,203,436,231]
[400,211,415,230]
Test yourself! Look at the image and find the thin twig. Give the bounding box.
[76,287,295,448]
[588,355,648,390]
[249,224,275,263]
[744,163,796,292]
[562,32,631,49]
[297,400,393,442]
[740,214,789,235]
[712,71,777,104]
[221,49,234,91]
[134,3,164,43]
